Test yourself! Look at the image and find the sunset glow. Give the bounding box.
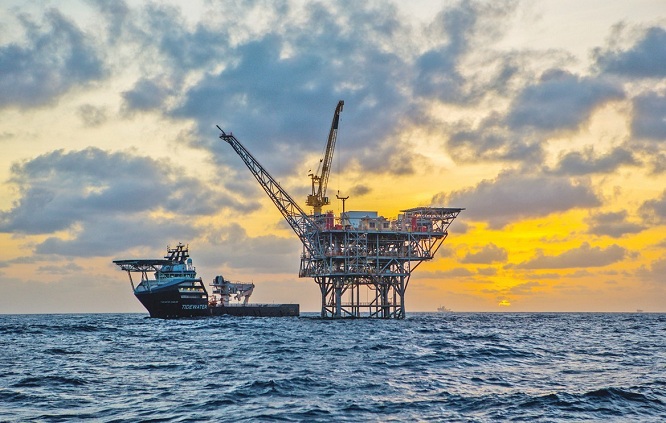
[0,0,665,313]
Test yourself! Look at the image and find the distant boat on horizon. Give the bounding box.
[437,305,452,313]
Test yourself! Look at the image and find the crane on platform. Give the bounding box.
[306,100,344,215]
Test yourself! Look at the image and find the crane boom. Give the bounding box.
[307,100,344,214]
[217,127,320,257]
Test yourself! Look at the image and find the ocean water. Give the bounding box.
[1,313,664,422]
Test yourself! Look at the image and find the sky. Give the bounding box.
[0,0,665,314]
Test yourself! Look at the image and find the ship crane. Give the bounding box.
[218,102,463,319]
[307,100,344,215]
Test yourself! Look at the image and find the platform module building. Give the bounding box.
[300,207,462,318]
[219,100,463,318]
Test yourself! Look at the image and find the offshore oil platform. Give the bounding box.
[219,101,463,319]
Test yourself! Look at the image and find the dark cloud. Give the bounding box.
[78,104,108,127]
[122,78,173,112]
[89,0,131,42]
[349,184,371,197]
[585,210,645,238]
[595,26,666,78]
[91,0,228,71]
[446,68,624,164]
[639,189,666,224]
[139,2,229,72]
[175,30,406,154]
[637,257,666,284]
[414,1,519,104]
[448,219,470,234]
[413,2,477,103]
[448,115,545,163]
[433,170,601,228]
[648,152,666,174]
[0,9,105,109]
[551,147,639,175]
[0,148,256,255]
[631,93,666,141]
[516,242,627,269]
[460,243,508,264]
[476,267,497,276]
[506,69,624,132]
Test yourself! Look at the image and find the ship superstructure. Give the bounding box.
[219,101,463,319]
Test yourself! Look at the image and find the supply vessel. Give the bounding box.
[113,243,299,318]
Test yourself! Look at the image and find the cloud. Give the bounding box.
[447,114,545,163]
[36,262,84,275]
[648,152,666,174]
[637,257,666,284]
[631,93,666,141]
[506,69,624,133]
[35,215,199,257]
[476,267,497,276]
[90,1,131,42]
[122,77,173,112]
[639,189,666,224]
[199,223,301,273]
[349,184,371,197]
[433,170,601,228]
[173,10,401,139]
[507,281,543,295]
[413,2,478,103]
[78,104,108,127]
[595,26,666,78]
[446,69,624,164]
[414,1,520,104]
[460,243,507,263]
[586,210,645,238]
[0,9,105,109]
[0,148,256,255]
[137,2,229,72]
[551,147,638,175]
[423,268,475,278]
[516,242,627,269]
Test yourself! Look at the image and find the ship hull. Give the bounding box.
[136,289,300,318]
[135,285,209,318]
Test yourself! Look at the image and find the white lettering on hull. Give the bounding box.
[182,304,208,310]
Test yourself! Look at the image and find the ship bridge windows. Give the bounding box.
[178,287,206,293]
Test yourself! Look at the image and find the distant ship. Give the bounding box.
[437,305,452,313]
[113,243,298,318]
